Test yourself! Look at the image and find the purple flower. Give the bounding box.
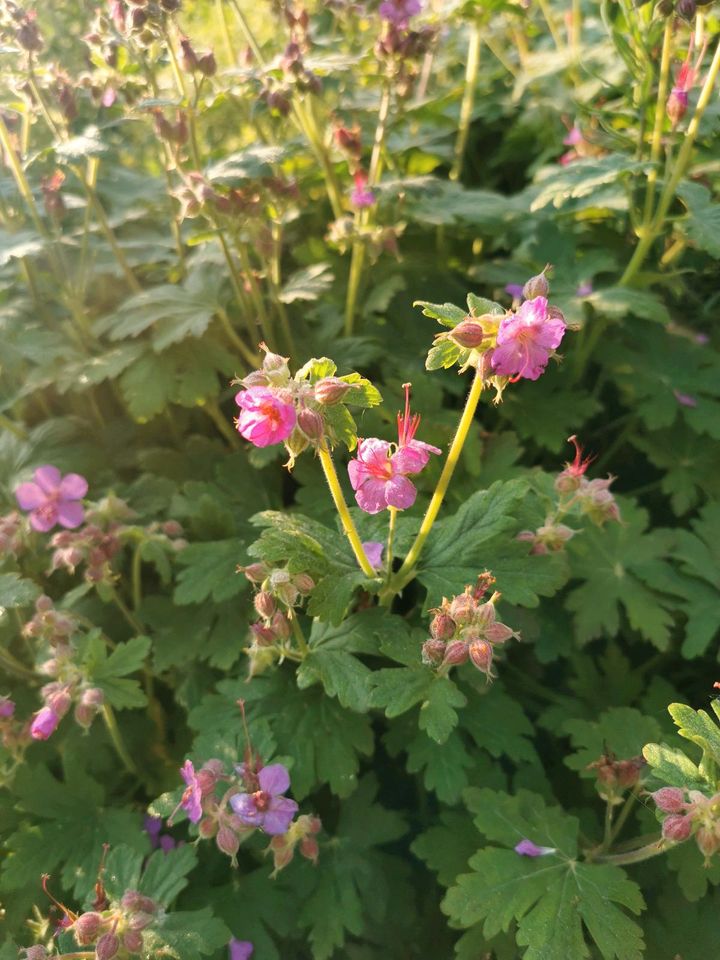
[0,696,15,718]
[144,814,163,843]
[229,940,254,960]
[695,332,709,345]
[15,465,87,533]
[350,171,376,209]
[504,283,524,300]
[229,763,298,835]
[576,281,593,298]
[379,0,421,27]
[349,439,420,514]
[674,389,698,408]
[30,706,60,740]
[490,296,566,381]
[514,838,556,857]
[362,541,385,571]
[169,759,203,825]
[235,387,296,448]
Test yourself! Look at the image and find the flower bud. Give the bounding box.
[30,706,60,740]
[314,377,351,406]
[127,911,154,932]
[652,787,686,813]
[216,825,240,857]
[430,613,455,641]
[616,757,645,789]
[475,602,496,627]
[662,813,692,842]
[468,638,494,674]
[73,911,105,945]
[485,622,516,644]
[120,891,156,914]
[36,594,54,613]
[198,51,217,77]
[95,932,120,960]
[241,563,268,583]
[254,590,276,619]
[443,640,469,666]
[46,688,72,716]
[667,89,689,126]
[449,593,475,624]
[162,520,183,537]
[250,621,275,646]
[260,345,290,376]
[677,0,696,18]
[300,835,319,863]
[22,948,48,960]
[450,318,485,349]
[271,611,292,640]
[122,931,144,954]
[522,267,550,301]
[421,638,446,665]
[696,826,720,858]
[293,573,315,595]
[199,816,218,838]
[0,697,15,718]
[297,408,324,443]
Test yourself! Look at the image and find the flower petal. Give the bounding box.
[33,465,62,493]
[384,474,417,510]
[258,763,290,796]
[229,793,263,825]
[29,506,58,532]
[15,481,46,510]
[56,501,85,529]
[262,797,299,835]
[59,473,88,500]
[362,541,384,571]
[354,478,389,514]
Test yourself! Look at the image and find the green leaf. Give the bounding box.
[279,263,334,303]
[413,299,467,327]
[405,729,473,803]
[174,539,247,604]
[139,845,199,906]
[412,808,478,885]
[0,572,40,608]
[642,741,704,790]
[585,287,670,324]
[370,667,466,744]
[419,676,467,742]
[677,181,720,257]
[565,707,662,775]
[668,702,720,767]
[466,293,505,317]
[297,611,381,712]
[85,635,150,709]
[153,908,231,959]
[462,686,537,764]
[425,339,464,370]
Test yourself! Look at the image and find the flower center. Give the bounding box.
[259,401,283,431]
[252,789,270,811]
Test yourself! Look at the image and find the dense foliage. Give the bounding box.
[1,0,720,957]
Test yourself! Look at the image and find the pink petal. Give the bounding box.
[15,481,46,510]
[392,440,441,475]
[181,759,196,787]
[358,438,392,470]
[355,478,390,514]
[262,796,299,835]
[33,465,62,494]
[56,501,85,529]
[348,458,370,491]
[29,506,58,532]
[258,763,290,796]
[384,475,417,510]
[59,473,88,500]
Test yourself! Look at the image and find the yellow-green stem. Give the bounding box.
[642,19,673,224]
[385,507,397,584]
[590,838,666,866]
[109,586,144,635]
[620,35,720,286]
[608,789,640,846]
[0,646,36,680]
[538,0,565,52]
[450,22,482,181]
[102,703,139,777]
[290,613,309,657]
[217,306,257,365]
[318,444,375,578]
[131,544,143,612]
[216,0,237,64]
[204,399,242,449]
[384,366,484,597]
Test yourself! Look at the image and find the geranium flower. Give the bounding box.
[229,940,254,960]
[379,0,421,27]
[490,296,566,381]
[362,541,385,571]
[30,706,60,740]
[230,763,298,835]
[15,465,88,533]
[234,387,296,447]
[514,838,556,857]
[168,760,203,825]
[350,171,376,209]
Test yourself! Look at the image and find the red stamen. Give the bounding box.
[41,874,78,923]
[397,382,421,446]
[566,435,595,476]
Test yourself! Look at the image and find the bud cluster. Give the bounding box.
[422,582,518,682]
[267,813,322,876]
[67,888,160,957]
[0,2,43,52]
[652,787,720,861]
[375,1,436,99]
[587,752,645,803]
[0,510,24,556]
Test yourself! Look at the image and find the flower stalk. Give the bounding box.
[318,444,376,578]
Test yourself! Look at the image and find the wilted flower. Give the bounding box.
[514,838,556,857]
[15,465,88,533]
[490,297,566,381]
[350,170,376,209]
[30,705,61,740]
[229,940,254,960]
[230,763,298,835]
[234,387,297,447]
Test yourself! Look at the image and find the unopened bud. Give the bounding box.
[242,562,268,583]
[696,826,720,858]
[676,0,696,17]
[73,911,105,946]
[179,38,198,71]
[450,318,485,349]
[216,825,240,857]
[163,520,183,537]
[662,813,692,842]
[652,787,686,814]
[0,696,15,718]
[36,594,54,613]
[297,408,324,443]
[300,835,319,862]
[314,377,350,406]
[120,891,156,914]
[293,573,315,595]
[122,931,144,954]
[616,757,645,789]
[522,266,550,301]
[260,344,290,375]
[667,89,689,126]
[443,640,469,666]
[198,51,217,76]
[422,638,446,665]
[449,593,475,624]
[127,911,154,932]
[430,613,455,641]
[250,621,275,646]
[199,816,218,838]
[254,590,276,619]
[95,932,120,960]
[468,638,494,674]
[484,622,515,644]
[22,948,49,960]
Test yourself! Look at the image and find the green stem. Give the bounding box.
[216,0,237,64]
[217,306,256,365]
[0,412,29,440]
[109,587,144,634]
[602,801,615,851]
[318,443,375,578]
[382,366,484,598]
[620,35,720,286]
[450,22,482,181]
[344,241,366,337]
[290,613,309,657]
[0,646,37,680]
[590,837,666,866]
[204,399,241,449]
[641,19,673,225]
[538,0,565,52]
[385,507,397,584]
[608,789,640,846]
[131,544,143,613]
[102,703,139,777]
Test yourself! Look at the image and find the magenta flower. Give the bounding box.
[229,763,298,835]
[15,465,87,533]
[379,0,421,27]
[563,125,583,147]
[30,706,60,740]
[144,814,177,851]
[235,387,296,447]
[505,283,524,300]
[490,296,566,382]
[362,541,385,571]
[674,389,697,408]
[0,697,15,718]
[168,759,203,825]
[350,171,376,209]
[514,838,556,857]
[229,940,254,960]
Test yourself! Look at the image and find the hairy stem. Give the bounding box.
[102,703,139,777]
[590,837,666,866]
[385,507,398,584]
[450,22,482,181]
[318,444,375,578]
[641,19,673,225]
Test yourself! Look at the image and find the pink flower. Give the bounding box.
[379,0,421,27]
[229,763,298,835]
[348,385,441,515]
[168,759,203,825]
[234,387,296,447]
[667,39,705,126]
[674,389,697,408]
[30,706,60,740]
[505,283,524,300]
[229,940,254,960]
[15,465,88,533]
[490,296,566,381]
[0,697,15,718]
[350,171,376,209]
[514,838,556,857]
[362,541,385,571]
